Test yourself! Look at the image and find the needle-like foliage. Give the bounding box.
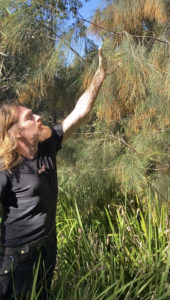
[0,0,86,104]
[74,0,170,199]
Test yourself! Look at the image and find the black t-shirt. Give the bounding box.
[0,124,63,247]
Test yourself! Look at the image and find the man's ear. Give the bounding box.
[15,129,22,139]
[9,124,21,139]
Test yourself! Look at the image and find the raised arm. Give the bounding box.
[62,48,106,143]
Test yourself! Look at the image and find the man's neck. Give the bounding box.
[16,140,38,159]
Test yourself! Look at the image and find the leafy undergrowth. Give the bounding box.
[51,179,169,300]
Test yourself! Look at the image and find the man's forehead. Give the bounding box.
[18,105,31,114]
[17,106,31,120]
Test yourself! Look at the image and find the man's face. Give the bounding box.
[16,106,51,144]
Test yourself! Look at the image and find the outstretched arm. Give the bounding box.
[62,48,106,143]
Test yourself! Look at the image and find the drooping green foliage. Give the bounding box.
[0,0,88,105]
[71,0,170,199]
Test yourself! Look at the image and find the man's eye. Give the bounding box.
[27,114,33,120]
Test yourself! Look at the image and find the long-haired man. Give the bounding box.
[0,49,106,300]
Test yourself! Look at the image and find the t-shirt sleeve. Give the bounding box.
[52,123,63,152]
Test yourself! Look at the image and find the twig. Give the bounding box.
[43,34,83,59]
[78,13,170,46]
[36,20,84,60]
[109,131,144,156]
[73,130,166,166]
[0,51,7,56]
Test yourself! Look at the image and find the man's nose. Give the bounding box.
[34,114,41,122]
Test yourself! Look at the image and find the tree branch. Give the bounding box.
[78,13,170,46]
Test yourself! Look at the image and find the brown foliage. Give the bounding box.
[144,0,167,23]
[90,0,168,37]
[18,77,55,104]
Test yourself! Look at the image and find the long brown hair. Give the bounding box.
[0,101,21,171]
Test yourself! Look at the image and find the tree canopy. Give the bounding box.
[0,0,88,106]
[0,0,169,201]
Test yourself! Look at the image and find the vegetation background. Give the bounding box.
[0,0,169,299]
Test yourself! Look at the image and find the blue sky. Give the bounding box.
[65,0,106,61]
[79,0,104,46]
[79,0,102,20]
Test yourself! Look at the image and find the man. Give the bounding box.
[0,49,106,300]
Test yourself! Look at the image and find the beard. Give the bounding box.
[38,125,52,142]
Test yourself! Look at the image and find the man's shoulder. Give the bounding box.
[0,160,7,177]
[53,123,63,138]
[0,169,9,184]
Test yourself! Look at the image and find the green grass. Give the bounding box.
[2,169,169,300]
[50,180,169,300]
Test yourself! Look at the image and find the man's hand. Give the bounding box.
[95,48,107,81]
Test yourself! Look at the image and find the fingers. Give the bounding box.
[98,47,103,68]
